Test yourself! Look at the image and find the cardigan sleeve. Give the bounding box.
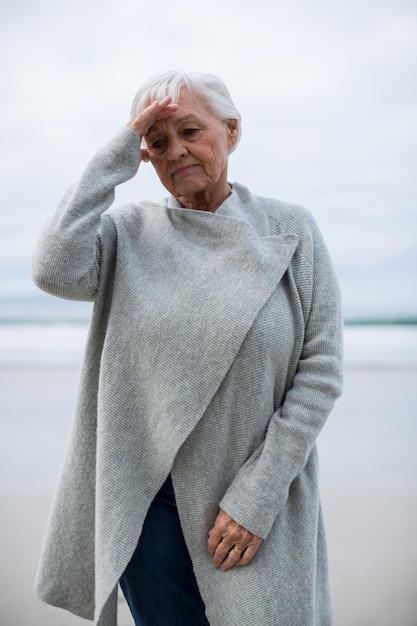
[219,214,343,539]
[32,127,141,301]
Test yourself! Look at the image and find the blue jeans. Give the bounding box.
[120,475,210,625]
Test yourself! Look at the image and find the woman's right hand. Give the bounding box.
[127,96,178,160]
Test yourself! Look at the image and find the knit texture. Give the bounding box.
[32,126,343,625]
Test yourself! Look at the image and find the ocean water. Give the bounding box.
[1,322,417,368]
[0,323,416,493]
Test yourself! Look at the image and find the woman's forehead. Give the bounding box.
[147,94,218,135]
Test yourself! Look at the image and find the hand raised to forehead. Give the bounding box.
[127,96,178,158]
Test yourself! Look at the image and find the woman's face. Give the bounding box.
[143,88,238,206]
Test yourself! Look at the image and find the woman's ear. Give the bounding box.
[141,148,150,162]
[226,119,239,148]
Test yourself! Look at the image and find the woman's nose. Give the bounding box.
[167,136,187,160]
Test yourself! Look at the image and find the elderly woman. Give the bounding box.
[33,71,343,626]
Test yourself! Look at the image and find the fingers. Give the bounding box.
[216,542,245,571]
[207,509,263,571]
[209,533,242,568]
[127,95,179,138]
[211,536,262,571]
[234,538,262,567]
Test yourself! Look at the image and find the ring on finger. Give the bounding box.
[232,545,243,555]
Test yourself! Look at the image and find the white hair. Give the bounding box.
[130,71,242,150]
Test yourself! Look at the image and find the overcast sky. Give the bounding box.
[1,0,416,319]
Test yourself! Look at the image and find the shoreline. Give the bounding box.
[1,324,417,370]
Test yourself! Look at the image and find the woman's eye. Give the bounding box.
[182,128,198,137]
[152,139,165,150]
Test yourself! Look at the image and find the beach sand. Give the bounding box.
[1,363,416,625]
[1,487,416,626]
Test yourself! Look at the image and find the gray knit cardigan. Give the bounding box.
[32,127,343,626]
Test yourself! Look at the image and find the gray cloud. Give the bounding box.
[1,0,416,318]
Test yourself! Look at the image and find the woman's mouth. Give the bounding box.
[172,164,197,177]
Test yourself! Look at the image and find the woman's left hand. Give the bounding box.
[207,509,263,571]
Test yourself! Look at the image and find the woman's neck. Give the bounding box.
[176,182,232,213]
